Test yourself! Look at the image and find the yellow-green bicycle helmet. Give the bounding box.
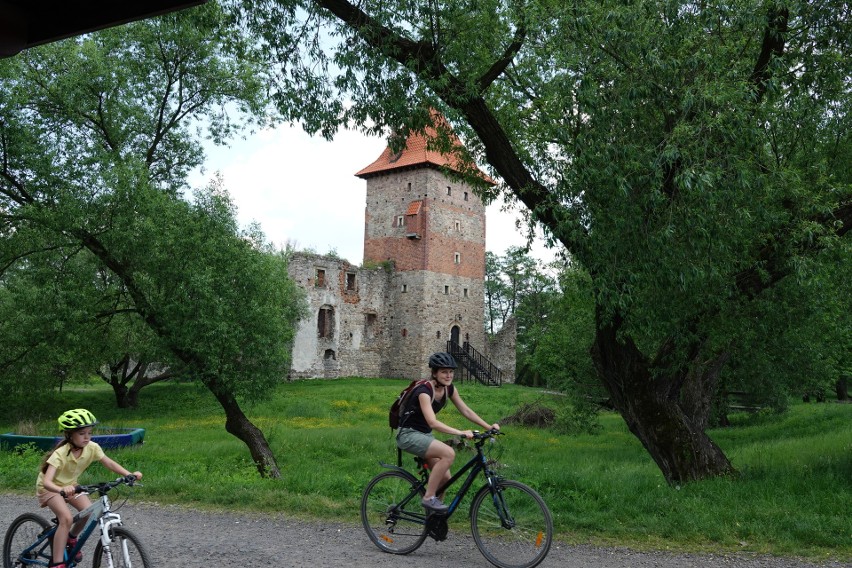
[57,408,98,431]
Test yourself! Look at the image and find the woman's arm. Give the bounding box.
[419,392,471,436]
[450,389,500,431]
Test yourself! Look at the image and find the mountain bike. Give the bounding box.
[3,475,150,568]
[361,429,552,568]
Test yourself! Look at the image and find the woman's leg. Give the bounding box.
[423,439,455,500]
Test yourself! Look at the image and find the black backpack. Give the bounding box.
[389,379,432,430]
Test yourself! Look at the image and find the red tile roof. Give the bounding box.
[355,113,495,184]
[405,200,422,215]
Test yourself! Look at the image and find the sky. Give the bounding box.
[189,124,556,266]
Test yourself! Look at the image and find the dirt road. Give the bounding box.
[1,493,846,568]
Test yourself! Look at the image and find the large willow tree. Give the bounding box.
[237,0,852,482]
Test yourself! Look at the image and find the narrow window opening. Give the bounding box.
[463,288,469,297]
[401,284,408,293]
[447,186,452,196]
[315,269,326,287]
[463,191,469,201]
[346,272,356,291]
[317,306,335,338]
[454,252,461,264]
[444,285,449,295]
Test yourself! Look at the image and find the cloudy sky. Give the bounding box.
[190,124,556,266]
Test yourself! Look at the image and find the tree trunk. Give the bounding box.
[112,381,131,408]
[591,312,735,484]
[837,376,849,401]
[202,374,281,478]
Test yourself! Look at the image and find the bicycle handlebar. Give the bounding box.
[62,474,140,498]
[472,428,503,440]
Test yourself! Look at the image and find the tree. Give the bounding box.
[237,0,852,483]
[0,3,306,477]
[485,246,555,335]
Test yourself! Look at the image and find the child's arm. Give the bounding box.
[41,464,78,496]
[100,456,143,480]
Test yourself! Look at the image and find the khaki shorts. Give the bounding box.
[396,428,435,458]
[37,491,63,508]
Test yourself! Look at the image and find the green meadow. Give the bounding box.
[1,379,849,561]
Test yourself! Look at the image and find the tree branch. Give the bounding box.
[749,6,789,103]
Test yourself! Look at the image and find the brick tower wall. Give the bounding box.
[364,167,486,378]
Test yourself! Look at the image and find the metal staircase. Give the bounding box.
[446,341,502,386]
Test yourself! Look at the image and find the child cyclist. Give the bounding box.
[396,352,500,513]
[36,409,142,568]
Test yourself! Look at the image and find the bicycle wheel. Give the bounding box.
[92,527,151,568]
[360,470,428,554]
[3,513,52,568]
[470,479,553,568]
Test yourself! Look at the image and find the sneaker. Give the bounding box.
[421,496,448,513]
[66,537,83,562]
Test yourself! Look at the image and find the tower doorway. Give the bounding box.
[450,325,460,346]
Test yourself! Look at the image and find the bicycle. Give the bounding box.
[361,429,553,568]
[3,475,150,568]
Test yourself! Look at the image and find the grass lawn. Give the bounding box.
[1,378,849,561]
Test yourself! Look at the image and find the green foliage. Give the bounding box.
[234,0,852,480]
[0,3,306,471]
[0,380,849,559]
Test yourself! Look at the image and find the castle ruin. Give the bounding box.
[286,117,516,382]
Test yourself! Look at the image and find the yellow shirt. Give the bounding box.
[36,441,105,493]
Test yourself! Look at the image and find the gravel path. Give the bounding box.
[2,493,847,568]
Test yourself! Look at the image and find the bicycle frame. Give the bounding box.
[18,491,123,567]
[380,434,499,521]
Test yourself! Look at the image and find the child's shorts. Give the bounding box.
[396,428,435,458]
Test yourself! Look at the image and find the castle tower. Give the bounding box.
[356,115,492,379]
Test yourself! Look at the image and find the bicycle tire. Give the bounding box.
[470,479,553,568]
[92,526,151,568]
[3,513,52,568]
[360,470,428,554]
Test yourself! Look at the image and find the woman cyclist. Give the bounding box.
[396,352,499,513]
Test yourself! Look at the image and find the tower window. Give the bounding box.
[454,252,461,264]
[463,192,469,201]
[401,284,408,293]
[346,272,356,291]
[447,186,452,196]
[444,285,449,295]
[464,288,469,297]
[318,306,335,338]
[315,269,326,287]
[396,215,404,227]
[454,220,461,232]
[408,182,412,191]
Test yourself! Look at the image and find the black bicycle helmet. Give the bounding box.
[428,352,457,369]
[57,408,98,431]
